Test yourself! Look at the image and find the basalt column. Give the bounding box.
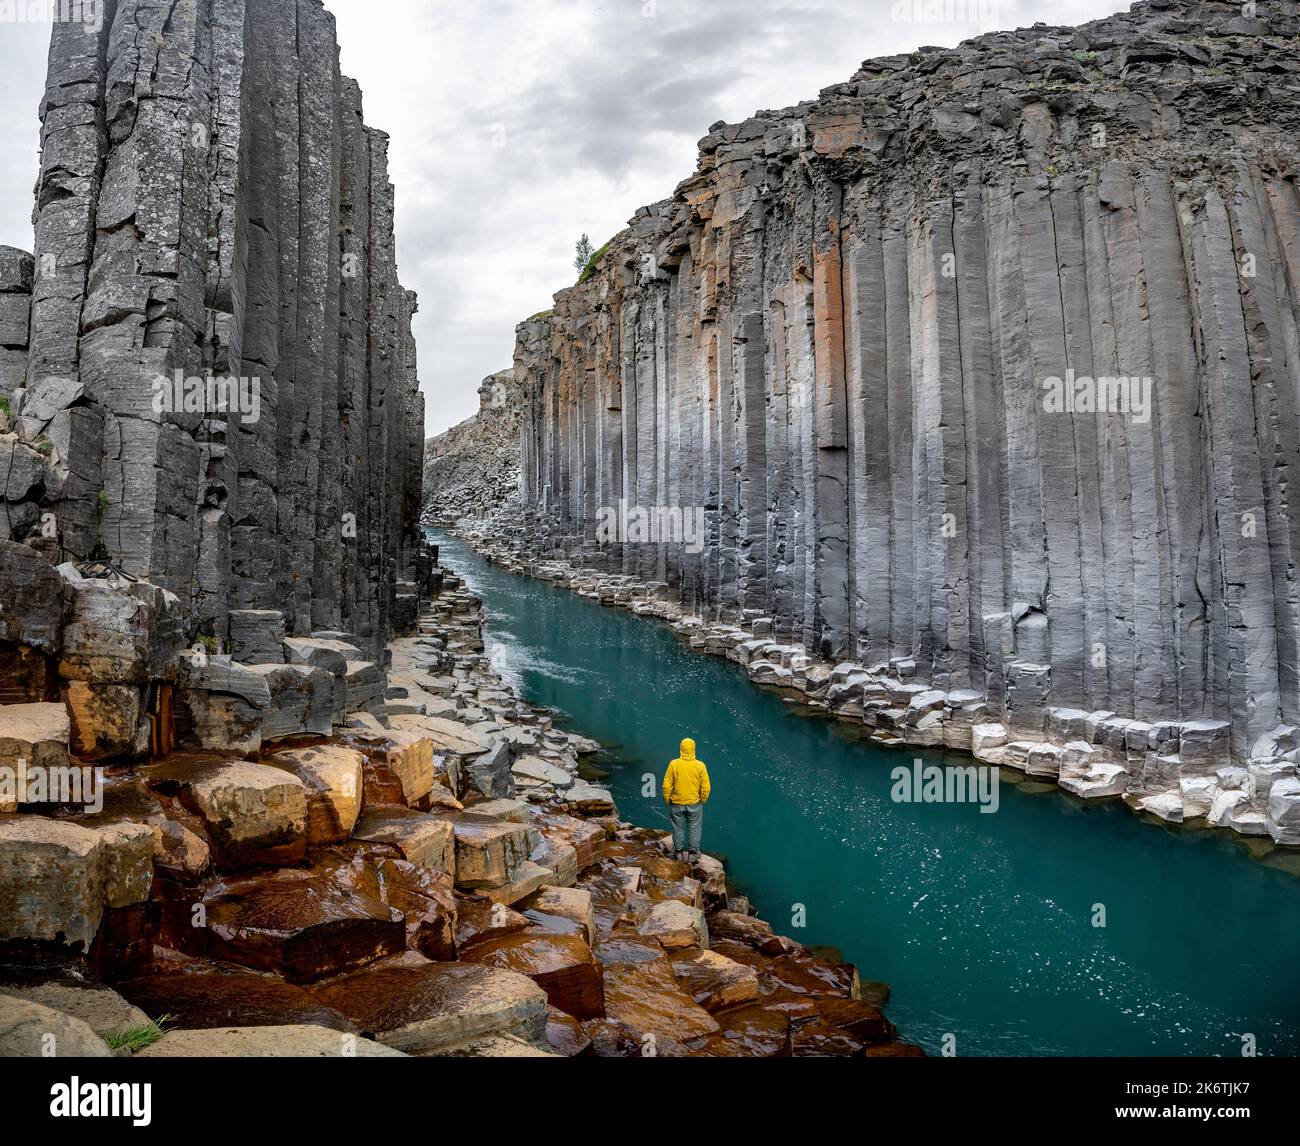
[1,0,424,658]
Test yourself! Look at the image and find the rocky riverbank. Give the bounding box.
[438,512,1300,857]
[1,552,919,1058]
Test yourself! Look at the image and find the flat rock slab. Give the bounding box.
[459,931,605,1020]
[425,1034,559,1057]
[390,714,494,756]
[600,960,719,1043]
[147,757,308,868]
[138,1024,406,1057]
[352,807,455,875]
[0,993,113,1057]
[310,956,548,1054]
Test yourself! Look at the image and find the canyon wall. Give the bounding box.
[0,0,424,661]
[422,369,522,524]
[515,0,1300,761]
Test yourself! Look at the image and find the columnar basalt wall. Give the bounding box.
[0,0,424,660]
[516,0,1300,762]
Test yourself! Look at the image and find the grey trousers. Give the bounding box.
[669,802,703,854]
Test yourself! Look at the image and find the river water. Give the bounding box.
[432,529,1300,1057]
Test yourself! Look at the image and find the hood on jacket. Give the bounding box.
[679,738,696,760]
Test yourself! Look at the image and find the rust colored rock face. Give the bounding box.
[199,867,406,982]
[116,971,359,1033]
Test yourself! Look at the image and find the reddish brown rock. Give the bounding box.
[601,959,718,1043]
[199,867,405,982]
[669,947,761,1012]
[460,932,605,1021]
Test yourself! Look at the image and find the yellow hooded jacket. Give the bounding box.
[662,738,711,805]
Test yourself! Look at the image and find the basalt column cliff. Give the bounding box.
[0,0,425,661]
[512,0,1300,775]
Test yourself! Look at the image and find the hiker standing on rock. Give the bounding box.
[663,737,710,863]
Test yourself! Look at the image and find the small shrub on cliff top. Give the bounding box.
[578,238,613,285]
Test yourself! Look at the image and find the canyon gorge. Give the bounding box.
[431,0,1300,845]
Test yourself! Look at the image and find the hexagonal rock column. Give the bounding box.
[146,758,308,868]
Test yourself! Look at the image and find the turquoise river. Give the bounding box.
[432,529,1300,1056]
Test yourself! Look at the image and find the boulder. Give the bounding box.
[64,682,148,761]
[0,817,151,949]
[600,960,719,1043]
[246,663,336,740]
[344,661,386,712]
[0,541,64,652]
[199,867,406,981]
[0,703,70,797]
[522,885,597,945]
[227,609,286,665]
[345,726,437,808]
[0,994,113,1057]
[460,932,605,1020]
[310,955,548,1054]
[1266,777,1300,846]
[283,636,359,676]
[464,736,516,799]
[437,811,532,889]
[638,900,708,951]
[669,948,761,1011]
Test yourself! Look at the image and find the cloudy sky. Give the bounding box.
[0,0,1121,436]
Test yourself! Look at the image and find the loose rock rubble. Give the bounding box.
[0,561,918,1058]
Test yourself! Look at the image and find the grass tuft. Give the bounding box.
[104,1016,171,1053]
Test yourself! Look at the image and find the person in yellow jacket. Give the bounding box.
[662,737,710,863]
